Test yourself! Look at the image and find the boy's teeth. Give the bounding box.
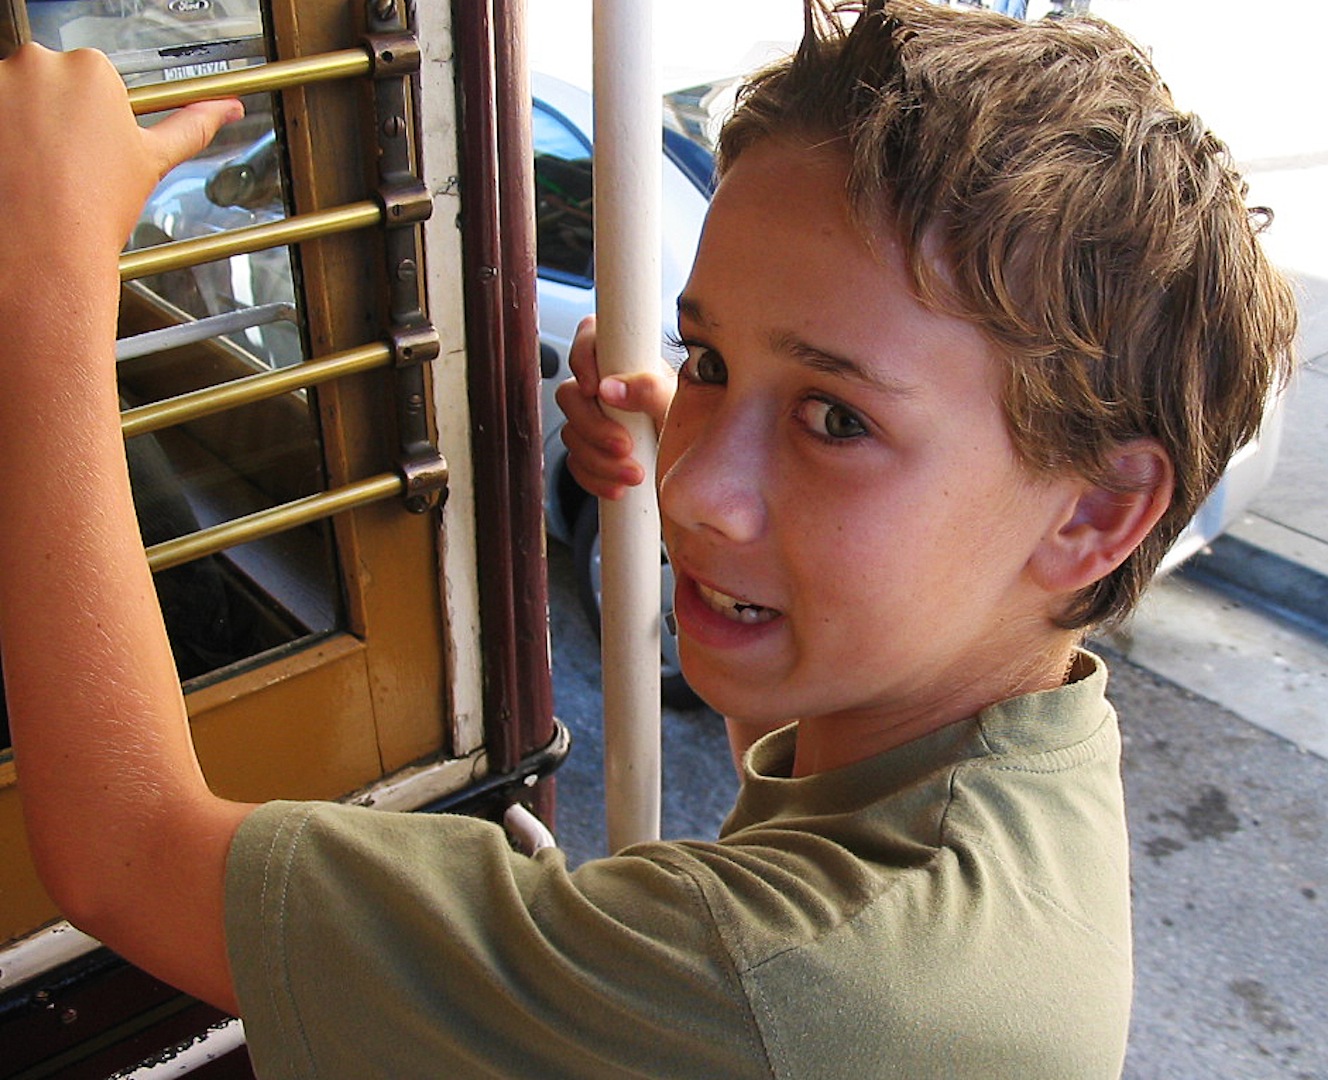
[697,583,780,624]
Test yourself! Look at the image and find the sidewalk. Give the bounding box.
[1193,350,1328,642]
[1190,161,1328,639]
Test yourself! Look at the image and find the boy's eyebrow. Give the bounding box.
[677,295,919,398]
[770,332,920,398]
[676,295,713,329]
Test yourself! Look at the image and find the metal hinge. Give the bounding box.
[365,4,448,514]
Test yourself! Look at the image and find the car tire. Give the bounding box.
[571,498,703,710]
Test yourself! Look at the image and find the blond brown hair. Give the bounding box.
[718,0,1298,628]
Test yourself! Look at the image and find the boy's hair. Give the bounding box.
[717,0,1299,629]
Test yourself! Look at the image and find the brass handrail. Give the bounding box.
[127,48,372,116]
[146,473,405,572]
[120,201,383,280]
[121,342,393,438]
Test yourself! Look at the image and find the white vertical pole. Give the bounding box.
[592,0,662,852]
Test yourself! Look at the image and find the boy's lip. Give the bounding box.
[671,566,785,648]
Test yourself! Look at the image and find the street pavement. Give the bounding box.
[1106,644,1328,1079]
[545,3,1328,1076]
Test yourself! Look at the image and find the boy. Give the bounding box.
[0,2,1296,1077]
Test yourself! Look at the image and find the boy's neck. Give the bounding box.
[787,639,1081,777]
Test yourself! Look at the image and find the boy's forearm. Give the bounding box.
[0,254,245,995]
[0,272,199,873]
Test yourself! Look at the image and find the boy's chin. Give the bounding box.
[682,669,797,730]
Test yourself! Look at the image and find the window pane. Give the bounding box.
[533,104,594,280]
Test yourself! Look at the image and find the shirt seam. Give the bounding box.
[670,858,781,1078]
[260,804,322,1078]
[943,748,1129,959]
[946,820,1130,957]
[972,702,1116,765]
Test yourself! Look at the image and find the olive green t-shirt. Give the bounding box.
[226,651,1131,1078]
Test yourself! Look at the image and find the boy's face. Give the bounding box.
[657,137,1082,740]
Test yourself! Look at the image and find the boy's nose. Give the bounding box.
[657,411,767,545]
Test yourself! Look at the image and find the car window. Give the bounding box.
[533,101,595,283]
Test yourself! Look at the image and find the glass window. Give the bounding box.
[533,102,594,282]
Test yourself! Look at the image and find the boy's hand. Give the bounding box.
[0,44,241,269]
[554,315,678,500]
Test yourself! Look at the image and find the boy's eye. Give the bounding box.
[677,344,726,386]
[694,349,727,385]
[664,333,727,387]
[800,397,867,440]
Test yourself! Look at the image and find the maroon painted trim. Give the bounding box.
[454,0,555,794]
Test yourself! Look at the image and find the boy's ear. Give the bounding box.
[1029,439,1175,594]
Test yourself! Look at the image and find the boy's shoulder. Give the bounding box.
[703,652,1130,1077]
[709,649,1126,953]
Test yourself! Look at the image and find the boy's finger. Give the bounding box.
[141,99,245,180]
[567,314,600,392]
[556,396,646,486]
[563,446,640,502]
[555,379,634,458]
[597,377,630,408]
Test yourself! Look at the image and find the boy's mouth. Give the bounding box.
[696,582,781,625]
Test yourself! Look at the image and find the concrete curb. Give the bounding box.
[1182,531,1328,639]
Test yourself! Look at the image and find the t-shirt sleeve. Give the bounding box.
[224,800,771,1079]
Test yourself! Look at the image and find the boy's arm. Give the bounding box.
[0,45,250,1015]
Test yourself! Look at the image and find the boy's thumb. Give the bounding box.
[144,99,244,180]
[607,371,674,435]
